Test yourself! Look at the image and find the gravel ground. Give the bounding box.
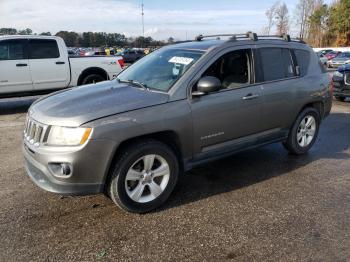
[0,97,349,262]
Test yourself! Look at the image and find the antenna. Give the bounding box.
[141,1,145,38]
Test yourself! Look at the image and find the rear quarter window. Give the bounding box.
[294,49,311,76]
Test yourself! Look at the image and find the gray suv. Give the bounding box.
[23,33,332,213]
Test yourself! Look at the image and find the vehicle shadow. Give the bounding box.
[0,96,39,115]
[160,112,350,212]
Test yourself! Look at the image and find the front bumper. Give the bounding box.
[23,138,116,195]
[333,81,350,97]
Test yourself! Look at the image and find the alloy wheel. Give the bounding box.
[125,154,170,203]
[297,115,316,147]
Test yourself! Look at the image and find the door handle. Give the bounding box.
[242,94,259,100]
[56,61,65,65]
[16,63,27,67]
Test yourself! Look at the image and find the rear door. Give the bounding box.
[256,46,298,133]
[28,39,70,90]
[0,39,33,94]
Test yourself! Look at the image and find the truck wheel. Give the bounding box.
[335,96,346,102]
[283,107,320,155]
[81,74,105,85]
[107,140,179,213]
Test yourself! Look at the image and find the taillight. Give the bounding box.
[118,58,125,69]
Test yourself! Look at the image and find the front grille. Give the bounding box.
[24,117,48,147]
[344,73,350,85]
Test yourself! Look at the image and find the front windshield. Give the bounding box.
[117,48,204,92]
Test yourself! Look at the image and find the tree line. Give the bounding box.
[2,0,349,48]
[0,28,170,48]
[264,0,350,47]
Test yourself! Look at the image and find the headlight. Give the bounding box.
[46,126,92,146]
[333,71,344,78]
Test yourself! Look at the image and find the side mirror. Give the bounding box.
[192,76,221,97]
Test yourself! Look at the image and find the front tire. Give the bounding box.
[335,96,346,102]
[108,140,179,213]
[283,107,320,155]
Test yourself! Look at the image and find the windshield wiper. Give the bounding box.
[117,78,149,90]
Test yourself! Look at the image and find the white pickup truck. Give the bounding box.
[0,35,124,97]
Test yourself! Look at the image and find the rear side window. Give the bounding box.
[0,40,27,60]
[29,39,59,59]
[294,49,310,76]
[259,48,295,81]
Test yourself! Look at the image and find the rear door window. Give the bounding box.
[0,39,27,60]
[294,49,310,76]
[259,48,295,82]
[29,39,60,59]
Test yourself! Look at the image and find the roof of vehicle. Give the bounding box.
[169,40,224,51]
[0,35,60,40]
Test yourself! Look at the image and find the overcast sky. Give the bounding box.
[0,0,332,40]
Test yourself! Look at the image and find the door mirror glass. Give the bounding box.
[194,76,221,96]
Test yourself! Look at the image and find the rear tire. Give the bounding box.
[81,74,105,85]
[283,107,320,155]
[335,96,346,102]
[107,140,179,213]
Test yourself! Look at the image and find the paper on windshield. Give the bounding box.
[168,56,194,65]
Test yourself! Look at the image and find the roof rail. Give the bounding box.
[195,32,258,42]
[194,32,306,44]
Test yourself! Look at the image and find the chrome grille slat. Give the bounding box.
[345,73,350,85]
[24,117,48,147]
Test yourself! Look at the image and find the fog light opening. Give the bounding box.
[49,163,72,177]
[61,164,71,176]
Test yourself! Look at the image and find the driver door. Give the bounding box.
[190,48,263,157]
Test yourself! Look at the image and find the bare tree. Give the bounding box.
[294,0,321,40]
[264,2,279,35]
[275,2,290,35]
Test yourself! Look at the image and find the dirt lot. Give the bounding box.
[0,98,349,261]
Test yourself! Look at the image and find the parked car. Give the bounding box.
[23,33,332,213]
[327,52,350,68]
[316,51,329,65]
[119,49,145,63]
[318,49,333,55]
[332,64,350,101]
[0,36,124,96]
[325,50,342,61]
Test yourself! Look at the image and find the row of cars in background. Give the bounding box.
[315,49,350,101]
[316,49,350,68]
[67,47,149,63]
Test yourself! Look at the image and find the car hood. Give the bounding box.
[338,64,350,72]
[29,80,169,127]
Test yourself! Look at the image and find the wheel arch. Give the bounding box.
[77,67,109,86]
[300,101,325,119]
[103,130,184,186]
